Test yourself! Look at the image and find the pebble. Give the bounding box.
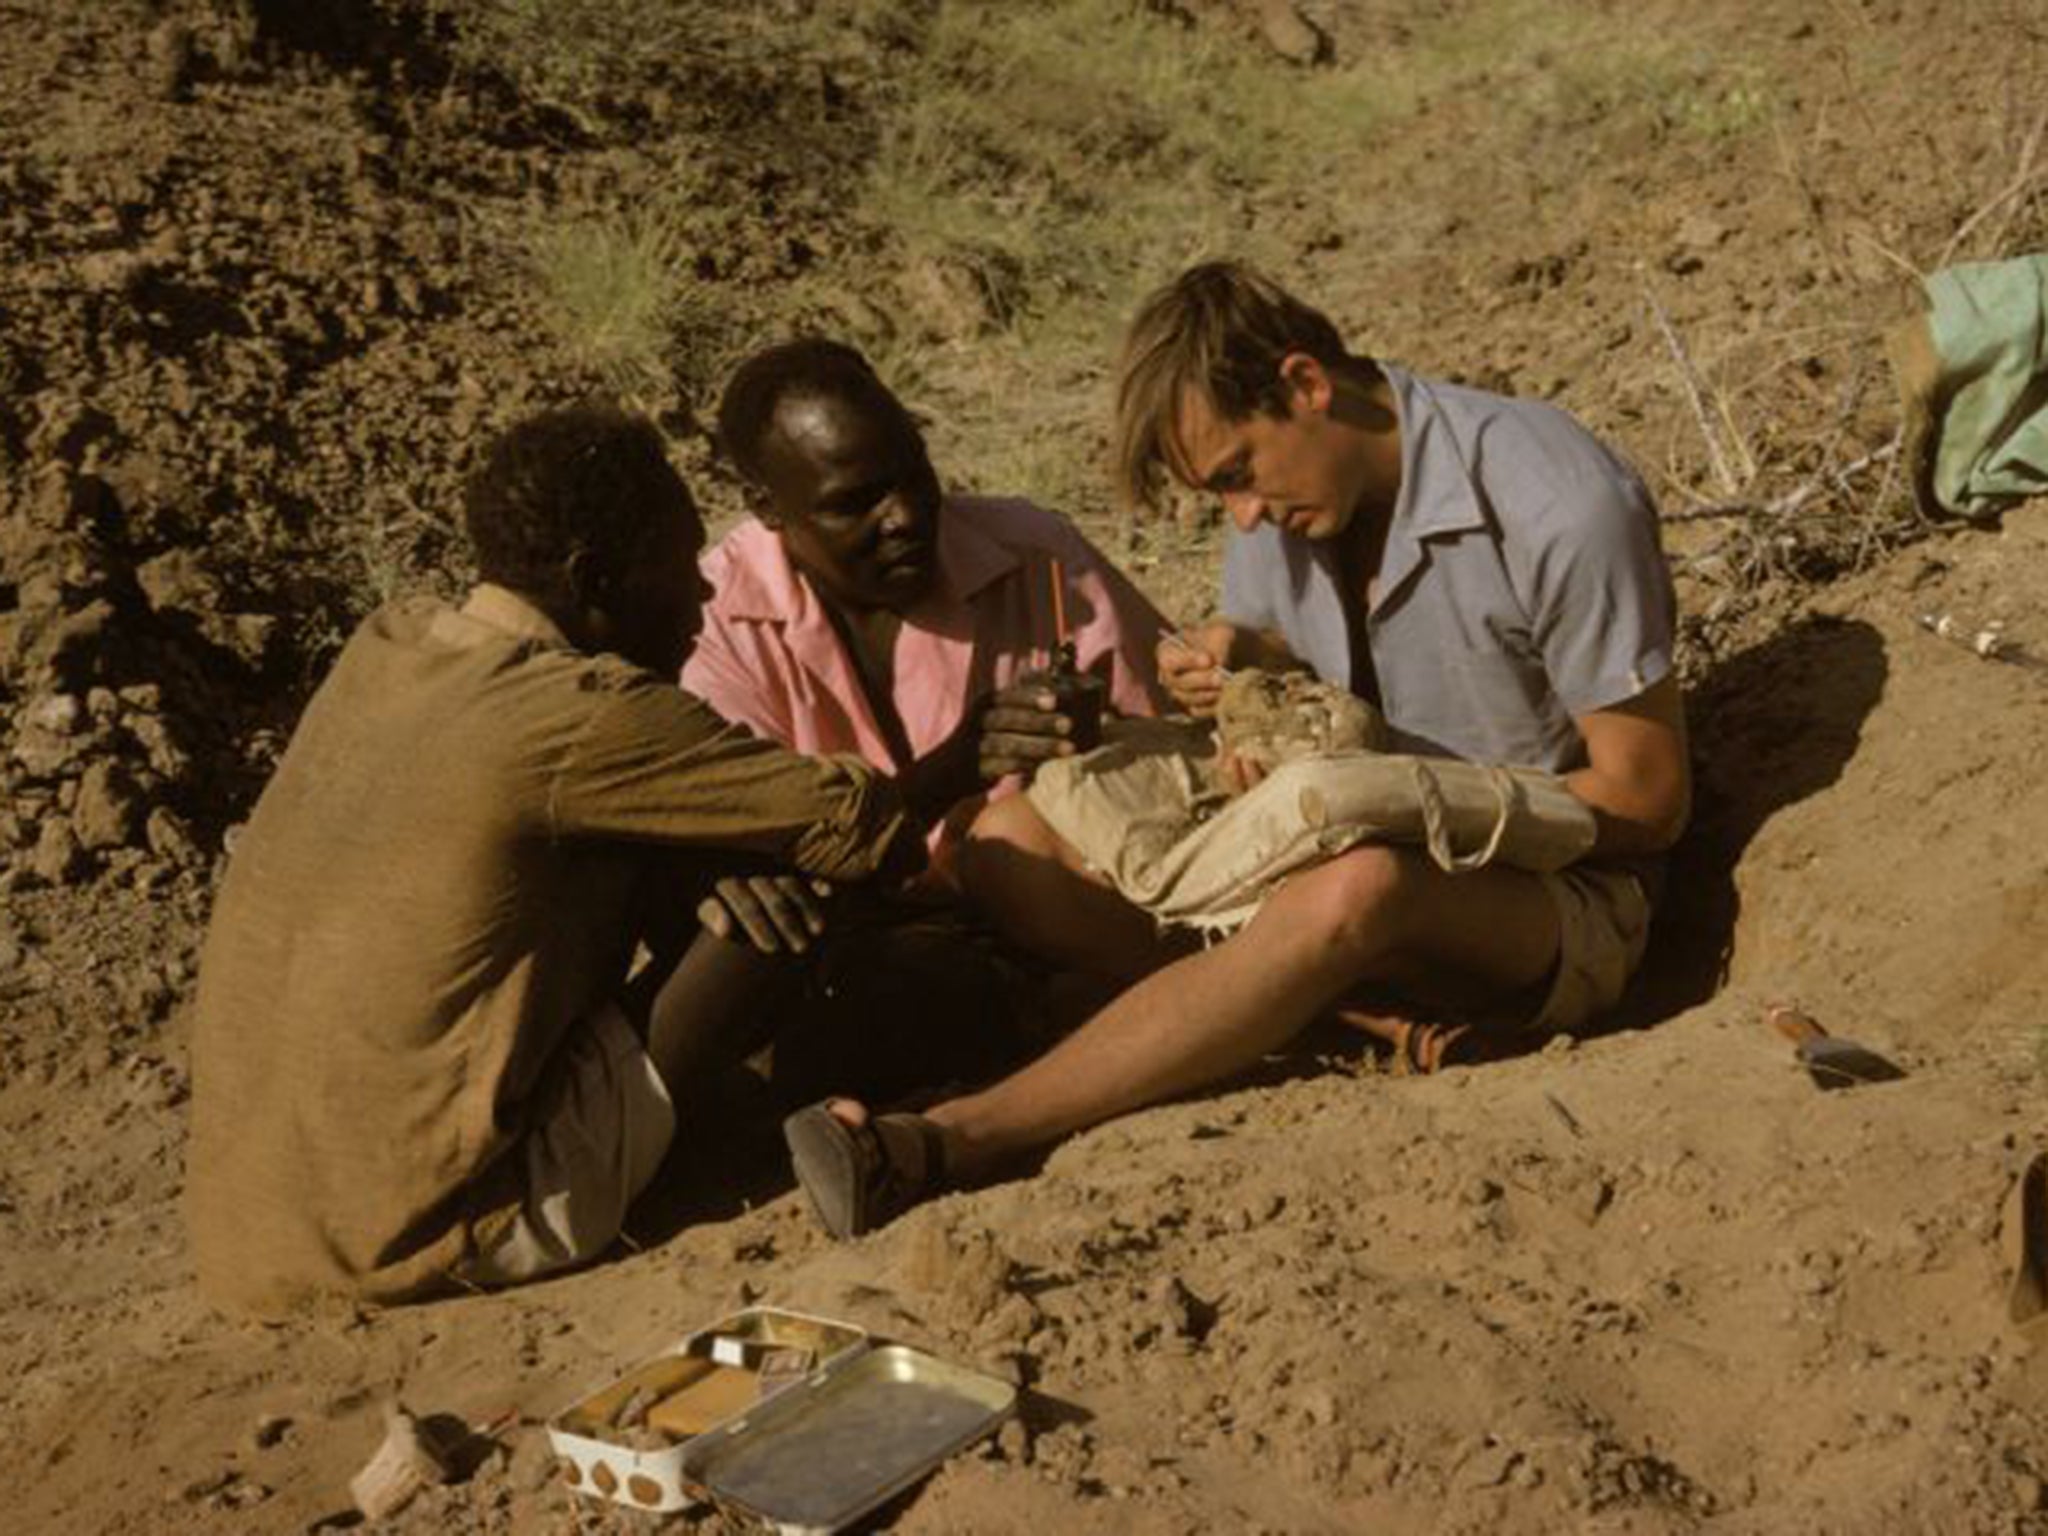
[995,1418,1031,1465]
[2014,1472,2045,1512]
[30,819,87,884]
[26,693,82,736]
[249,1414,294,1452]
[146,806,200,866]
[72,760,142,850]
[1458,1440,1518,1489]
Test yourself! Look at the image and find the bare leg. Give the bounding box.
[957,792,1186,982]
[922,844,1563,1179]
[642,930,798,1110]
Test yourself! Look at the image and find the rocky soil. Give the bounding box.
[3,1,2047,1532]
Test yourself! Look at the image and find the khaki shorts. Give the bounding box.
[457,1005,676,1288]
[1528,864,1652,1035]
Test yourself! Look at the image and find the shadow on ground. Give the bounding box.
[1618,615,1889,1028]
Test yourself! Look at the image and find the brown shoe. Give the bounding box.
[783,1101,948,1240]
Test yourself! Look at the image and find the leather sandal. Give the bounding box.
[783,1101,949,1240]
[1329,1003,1477,1075]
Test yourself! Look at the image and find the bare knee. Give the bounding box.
[963,791,1060,859]
[958,792,1085,897]
[1275,845,1419,970]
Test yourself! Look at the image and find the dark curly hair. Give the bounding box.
[716,338,906,485]
[463,404,681,600]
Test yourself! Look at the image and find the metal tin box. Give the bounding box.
[546,1307,1014,1528]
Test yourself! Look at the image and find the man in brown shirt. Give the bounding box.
[186,405,924,1317]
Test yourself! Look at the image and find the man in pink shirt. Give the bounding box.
[670,339,1173,1106]
[685,339,1171,880]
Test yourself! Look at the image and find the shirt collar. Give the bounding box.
[458,583,573,648]
[1371,365,1490,612]
[930,496,1019,604]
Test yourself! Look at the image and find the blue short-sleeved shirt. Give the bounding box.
[1220,365,1674,774]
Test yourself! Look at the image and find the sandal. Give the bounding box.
[783,1101,949,1240]
[1328,1003,1476,1075]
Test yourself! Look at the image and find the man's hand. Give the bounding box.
[976,681,1076,780]
[1156,621,1239,717]
[899,682,1079,822]
[697,873,834,954]
[1157,622,1310,717]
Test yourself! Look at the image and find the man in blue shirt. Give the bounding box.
[783,262,1690,1239]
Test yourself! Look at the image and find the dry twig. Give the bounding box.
[1638,266,1752,498]
[1939,103,2048,267]
[1662,434,1900,524]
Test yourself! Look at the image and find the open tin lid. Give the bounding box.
[680,1343,1015,1535]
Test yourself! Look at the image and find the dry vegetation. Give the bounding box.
[369,0,2048,642]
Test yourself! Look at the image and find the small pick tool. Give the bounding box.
[1766,1004,1906,1091]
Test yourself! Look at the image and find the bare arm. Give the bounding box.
[1566,672,1691,858]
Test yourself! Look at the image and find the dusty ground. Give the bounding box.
[4,1,2048,1532]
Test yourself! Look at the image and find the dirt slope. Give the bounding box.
[3,2,2047,1533]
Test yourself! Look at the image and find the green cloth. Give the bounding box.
[1919,255,2048,518]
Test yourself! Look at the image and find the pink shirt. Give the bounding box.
[683,494,1171,865]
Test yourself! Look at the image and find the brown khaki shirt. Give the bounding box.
[186,587,919,1317]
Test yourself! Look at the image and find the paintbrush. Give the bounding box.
[1047,556,1082,677]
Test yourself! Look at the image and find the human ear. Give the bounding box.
[1277,352,1334,415]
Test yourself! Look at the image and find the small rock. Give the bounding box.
[125,711,190,780]
[72,760,143,850]
[29,820,87,885]
[175,1468,236,1504]
[1255,0,1331,64]
[146,805,200,866]
[228,611,278,663]
[2014,1472,2045,1512]
[1157,1275,1216,1344]
[137,547,221,615]
[349,1404,458,1522]
[1674,211,1730,253]
[147,19,195,99]
[1298,1386,1338,1428]
[8,720,83,779]
[945,1227,1013,1323]
[994,1417,1031,1465]
[249,1413,294,1452]
[27,693,83,735]
[1458,1440,1518,1489]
